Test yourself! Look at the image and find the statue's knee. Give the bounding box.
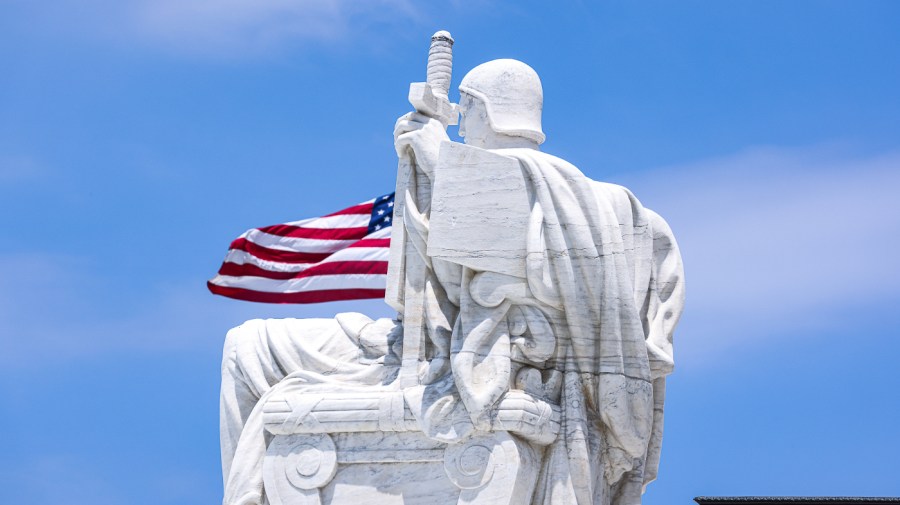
[222,319,265,374]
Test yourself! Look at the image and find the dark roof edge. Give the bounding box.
[695,498,900,504]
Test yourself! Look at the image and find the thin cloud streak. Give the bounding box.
[9,0,422,58]
[0,154,44,183]
[0,455,125,505]
[131,0,420,56]
[0,253,394,370]
[621,145,900,365]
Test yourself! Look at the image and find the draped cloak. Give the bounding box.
[498,148,684,505]
[220,147,684,505]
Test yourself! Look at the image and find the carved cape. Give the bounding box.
[499,148,683,505]
[389,146,684,504]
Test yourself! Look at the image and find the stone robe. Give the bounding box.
[219,146,683,505]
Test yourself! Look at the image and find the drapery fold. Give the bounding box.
[500,148,683,504]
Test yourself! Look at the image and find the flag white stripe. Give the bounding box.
[223,250,316,273]
[282,200,374,227]
[223,246,388,273]
[210,274,388,293]
[319,247,389,263]
[364,227,392,239]
[243,229,358,252]
[281,213,371,229]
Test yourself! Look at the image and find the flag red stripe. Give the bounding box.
[325,202,374,217]
[348,238,391,248]
[218,261,388,280]
[218,262,304,280]
[207,282,385,304]
[256,225,370,240]
[229,238,331,264]
[297,260,388,278]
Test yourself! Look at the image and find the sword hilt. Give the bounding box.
[426,31,454,98]
[408,30,457,126]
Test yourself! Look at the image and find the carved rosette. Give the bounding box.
[442,431,540,504]
[443,439,496,489]
[263,433,337,505]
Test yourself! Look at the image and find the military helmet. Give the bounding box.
[458,59,545,145]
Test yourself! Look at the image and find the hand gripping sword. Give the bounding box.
[387,31,458,388]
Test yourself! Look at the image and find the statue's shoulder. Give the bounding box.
[489,148,644,208]
[589,180,675,237]
[591,180,635,198]
[489,148,587,182]
[490,148,570,168]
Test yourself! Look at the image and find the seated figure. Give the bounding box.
[220,56,684,505]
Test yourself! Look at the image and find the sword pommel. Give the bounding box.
[427,31,454,98]
[431,30,454,43]
[408,30,458,126]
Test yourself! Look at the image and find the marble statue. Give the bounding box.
[219,31,684,505]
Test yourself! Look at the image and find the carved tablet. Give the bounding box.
[428,141,530,278]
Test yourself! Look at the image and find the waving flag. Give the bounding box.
[208,193,394,303]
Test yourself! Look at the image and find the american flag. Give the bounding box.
[207,193,394,303]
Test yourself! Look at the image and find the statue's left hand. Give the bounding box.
[394,112,450,180]
[493,390,561,445]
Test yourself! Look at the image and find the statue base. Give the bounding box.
[261,391,543,505]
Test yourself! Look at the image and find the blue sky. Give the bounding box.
[1,1,899,503]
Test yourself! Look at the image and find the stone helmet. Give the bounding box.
[458,59,545,145]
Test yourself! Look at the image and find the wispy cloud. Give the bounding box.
[11,0,422,58]
[619,145,900,365]
[130,0,419,56]
[0,154,43,183]
[0,253,394,370]
[0,454,125,505]
[0,452,223,504]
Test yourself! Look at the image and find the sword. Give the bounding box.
[387,31,457,388]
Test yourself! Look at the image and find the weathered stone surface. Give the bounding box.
[219,32,685,505]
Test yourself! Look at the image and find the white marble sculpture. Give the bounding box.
[220,31,685,505]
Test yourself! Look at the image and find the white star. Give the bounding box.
[385,216,391,222]
[382,196,389,200]
[375,225,381,230]
[378,209,385,215]
[388,202,394,207]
